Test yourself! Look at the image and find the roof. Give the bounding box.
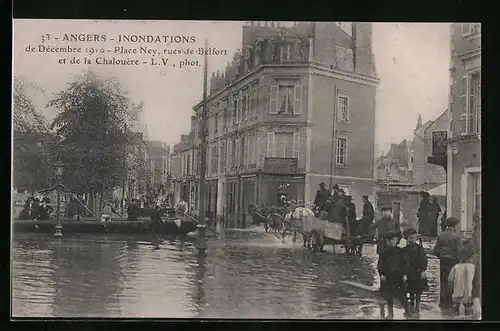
[399,182,446,195]
[414,120,433,139]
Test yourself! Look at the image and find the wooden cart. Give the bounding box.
[287,215,374,256]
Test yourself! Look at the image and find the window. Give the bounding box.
[211,146,218,175]
[460,72,481,135]
[461,23,480,37]
[337,95,349,122]
[240,137,245,166]
[280,44,292,61]
[293,132,300,160]
[267,132,275,157]
[214,113,219,132]
[270,85,302,115]
[473,172,481,220]
[242,93,248,121]
[461,23,471,36]
[275,133,293,158]
[233,97,238,124]
[336,137,347,166]
[220,140,226,171]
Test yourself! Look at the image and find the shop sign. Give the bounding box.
[264,157,298,174]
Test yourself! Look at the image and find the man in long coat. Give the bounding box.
[313,182,331,214]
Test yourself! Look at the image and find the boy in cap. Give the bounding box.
[402,228,428,317]
[372,205,401,255]
[448,239,476,316]
[377,231,409,319]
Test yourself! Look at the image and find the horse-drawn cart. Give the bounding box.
[283,207,375,256]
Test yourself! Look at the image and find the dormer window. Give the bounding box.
[336,22,353,37]
[280,44,292,61]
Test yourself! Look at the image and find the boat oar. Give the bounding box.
[184,213,219,236]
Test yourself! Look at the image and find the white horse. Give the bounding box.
[284,206,316,246]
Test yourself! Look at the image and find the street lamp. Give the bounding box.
[54,161,64,238]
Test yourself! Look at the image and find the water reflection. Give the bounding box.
[12,230,444,319]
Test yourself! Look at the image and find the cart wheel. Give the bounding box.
[309,230,324,252]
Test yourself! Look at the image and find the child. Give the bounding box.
[377,231,409,319]
[402,228,428,318]
[448,240,476,317]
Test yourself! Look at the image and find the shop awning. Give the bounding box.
[426,183,446,196]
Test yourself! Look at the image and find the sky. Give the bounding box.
[12,20,451,155]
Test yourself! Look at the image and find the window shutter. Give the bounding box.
[254,86,260,118]
[248,91,253,119]
[270,85,279,114]
[294,85,302,114]
[227,139,232,167]
[460,173,468,232]
[293,132,300,159]
[235,138,240,166]
[267,132,275,157]
[459,75,468,134]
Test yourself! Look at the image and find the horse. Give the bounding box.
[248,205,270,232]
[283,206,316,246]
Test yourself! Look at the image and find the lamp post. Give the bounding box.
[54,161,64,237]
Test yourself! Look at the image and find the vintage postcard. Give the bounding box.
[11,19,481,320]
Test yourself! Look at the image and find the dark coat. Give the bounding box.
[403,242,428,294]
[329,201,347,224]
[38,204,53,220]
[378,246,408,298]
[433,228,461,260]
[362,201,375,222]
[374,216,401,254]
[314,188,331,210]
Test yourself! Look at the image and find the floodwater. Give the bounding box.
[12,228,447,319]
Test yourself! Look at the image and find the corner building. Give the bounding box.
[446,23,481,234]
[190,22,378,226]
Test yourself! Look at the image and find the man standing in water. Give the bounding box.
[433,217,462,309]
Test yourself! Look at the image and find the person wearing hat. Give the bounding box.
[402,228,428,317]
[377,231,409,319]
[314,182,331,215]
[417,191,432,236]
[433,217,462,309]
[344,195,357,234]
[372,205,402,256]
[358,196,375,236]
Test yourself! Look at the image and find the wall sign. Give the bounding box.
[264,157,298,174]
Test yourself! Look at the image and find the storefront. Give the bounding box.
[257,157,305,206]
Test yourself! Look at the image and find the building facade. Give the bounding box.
[175,22,379,224]
[412,110,448,185]
[446,23,481,234]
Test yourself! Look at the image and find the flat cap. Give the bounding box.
[403,228,417,238]
[384,231,402,240]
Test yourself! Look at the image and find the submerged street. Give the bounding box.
[12,228,447,319]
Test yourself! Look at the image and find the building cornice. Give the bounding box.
[194,62,380,109]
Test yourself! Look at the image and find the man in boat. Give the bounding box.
[314,182,331,216]
[372,205,401,256]
[176,198,188,216]
[30,197,40,220]
[127,199,140,221]
[101,201,117,225]
[38,198,54,221]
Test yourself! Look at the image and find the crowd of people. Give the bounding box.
[18,197,54,220]
[313,182,375,237]
[313,182,480,319]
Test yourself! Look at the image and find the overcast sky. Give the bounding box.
[13,20,450,155]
